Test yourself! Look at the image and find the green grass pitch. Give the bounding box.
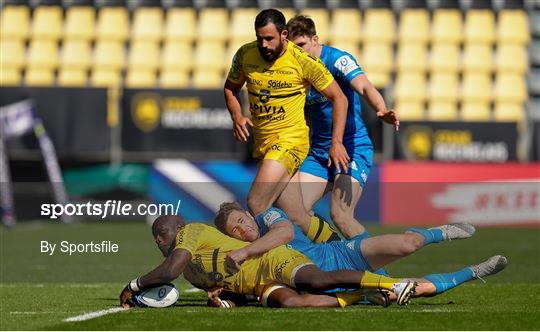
[1,221,539,330]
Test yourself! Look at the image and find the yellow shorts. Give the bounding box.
[253,129,310,176]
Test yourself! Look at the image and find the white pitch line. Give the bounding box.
[63,307,128,322]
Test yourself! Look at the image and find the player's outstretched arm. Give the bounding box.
[350,74,399,131]
[224,80,252,142]
[119,248,192,308]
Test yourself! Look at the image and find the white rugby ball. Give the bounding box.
[132,284,179,308]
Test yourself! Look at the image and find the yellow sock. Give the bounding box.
[360,271,400,291]
[306,215,340,243]
[335,289,366,308]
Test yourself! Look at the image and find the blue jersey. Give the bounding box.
[306,45,372,156]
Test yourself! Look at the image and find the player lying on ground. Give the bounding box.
[274,15,400,244]
[119,215,420,309]
[213,202,508,304]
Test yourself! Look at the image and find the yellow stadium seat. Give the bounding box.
[399,9,430,44]
[160,69,190,88]
[430,43,460,74]
[194,41,226,71]
[463,44,493,74]
[361,43,393,74]
[330,9,361,44]
[429,73,459,103]
[226,40,249,66]
[464,10,495,44]
[91,68,122,87]
[497,10,530,45]
[461,73,492,103]
[432,9,462,44]
[494,73,527,103]
[197,8,228,42]
[94,40,125,70]
[96,7,128,41]
[1,67,22,85]
[276,8,296,22]
[192,69,223,88]
[300,8,329,43]
[132,7,163,42]
[128,41,160,70]
[126,68,157,88]
[61,40,92,69]
[363,9,395,44]
[32,6,63,41]
[164,7,196,42]
[461,101,492,121]
[27,40,58,69]
[394,72,427,103]
[363,70,390,88]
[397,43,428,73]
[0,40,25,71]
[1,6,30,41]
[230,8,258,44]
[161,41,193,71]
[395,101,425,120]
[25,67,55,86]
[494,101,524,122]
[496,44,528,74]
[428,101,458,121]
[328,40,360,62]
[58,68,87,86]
[64,7,95,41]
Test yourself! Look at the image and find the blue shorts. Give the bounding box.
[299,145,373,187]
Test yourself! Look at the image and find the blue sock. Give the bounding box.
[407,227,444,245]
[424,267,474,294]
[356,230,389,276]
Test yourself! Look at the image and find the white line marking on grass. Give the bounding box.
[63,307,128,322]
[184,287,204,293]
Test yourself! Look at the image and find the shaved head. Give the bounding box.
[152,215,185,257]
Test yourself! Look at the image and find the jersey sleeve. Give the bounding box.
[294,46,334,92]
[174,223,206,255]
[254,207,290,236]
[331,51,364,85]
[226,45,246,84]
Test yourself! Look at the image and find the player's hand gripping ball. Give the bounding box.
[131,284,180,308]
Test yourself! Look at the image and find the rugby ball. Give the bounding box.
[131,283,179,308]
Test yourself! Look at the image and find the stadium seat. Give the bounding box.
[395,101,425,120]
[461,73,493,103]
[164,7,196,42]
[394,72,427,103]
[0,5,30,41]
[197,8,228,42]
[31,6,63,41]
[131,7,164,42]
[430,43,460,74]
[96,7,129,42]
[194,41,226,71]
[126,68,157,87]
[58,68,88,86]
[128,41,160,70]
[329,40,360,63]
[90,68,122,87]
[27,39,59,69]
[0,68,22,86]
[363,9,395,44]
[461,101,492,121]
[0,40,25,72]
[160,69,190,88]
[61,40,92,69]
[494,73,527,103]
[361,43,393,75]
[230,8,259,44]
[463,44,493,74]
[25,67,55,86]
[431,9,462,44]
[300,8,329,43]
[329,9,361,44]
[497,9,530,45]
[495,44,528,74]
[363,70,390,88]
[398,8,430,44]
[428,101,458,121]
[276,8,297,22]
[93,40,125,70]
[429,73,459,103]
[494,102,525,122]
[192,69,223,88]
[161,41,193,71]
[396,43,428,73]
[64,6,95,41]
[464,9,495,44]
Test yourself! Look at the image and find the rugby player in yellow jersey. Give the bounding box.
[119,215,418,309]
[223,9,350,261]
